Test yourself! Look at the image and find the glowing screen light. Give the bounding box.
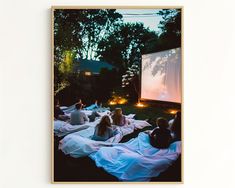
[141,48,181,103]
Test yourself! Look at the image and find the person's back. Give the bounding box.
[149,117,172,149]
[54,103,70,121]
[112,108,126,126]
[150,128,172,148]
[70,103,88,125]
[88,110,100,122]
[171,111,181,141]
[92,126,116,141]
[112,114,126,126]
[92,115,117,141]
[54,106,64,119]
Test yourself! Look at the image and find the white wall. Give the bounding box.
[1,0,235,188]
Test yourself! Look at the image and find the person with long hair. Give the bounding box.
[92,115,118,141]
[111,108,127,126]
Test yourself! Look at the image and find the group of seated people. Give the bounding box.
[55,99,181,149]
[54,99,101,122]
[54,99,130,140]
[91,110,181,148]
[91,109,181,147]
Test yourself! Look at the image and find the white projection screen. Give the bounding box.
[141,48,181,103]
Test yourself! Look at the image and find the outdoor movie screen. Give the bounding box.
[141,48,181,103]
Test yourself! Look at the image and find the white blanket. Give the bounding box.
[90,132,181,181]
[64,109,93,117]
[54,119,99,137]
[61,104,76,114]
[59,120,151,158]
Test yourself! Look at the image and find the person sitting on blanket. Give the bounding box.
[111,108,129,126]
[70,103,89,125]
[88,110,101,122]
[92,115,118,141]
[148,117,172,149]
[54,100,70,121]
[170,111,181,141]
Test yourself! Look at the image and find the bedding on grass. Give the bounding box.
[89,132,181,181]
[58,119,151,158]
[54,119,99,137]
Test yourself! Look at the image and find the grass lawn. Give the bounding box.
[107,102,180,125]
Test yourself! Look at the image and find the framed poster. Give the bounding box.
[52,6,183,183]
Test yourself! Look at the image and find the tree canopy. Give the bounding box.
[96,22,158,71]
[157,9,181,49]
[54,9,122,64]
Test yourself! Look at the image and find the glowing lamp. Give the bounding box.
[118,98,127,105]
[136,102,145,107]
[84,71,91,76]
[109,101,117,105]
[167,109,178,115]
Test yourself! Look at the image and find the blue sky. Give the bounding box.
[116,9,163,33]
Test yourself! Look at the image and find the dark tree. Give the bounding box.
[96,22,159,72]
[54,9,122,63]
[157,9,181,49]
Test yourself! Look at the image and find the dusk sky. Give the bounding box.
[116,9,163,33]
